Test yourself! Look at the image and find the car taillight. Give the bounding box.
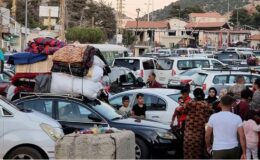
[140,70,144,77]
[172,69,176,76]
[180,79,192,84]
[202,83,207,91]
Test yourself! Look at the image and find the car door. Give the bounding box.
[133,94,167,123]
[142,59,155,82]
[154,59,174,86]
[55,100,108,134]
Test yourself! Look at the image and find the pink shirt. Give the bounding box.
[243,120,260,148]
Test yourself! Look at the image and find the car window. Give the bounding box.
[134,94,167,111]
[143,59,154,70]
[213,75,228,84]
[18,100,53,117]
[252,75,260,83]
[2,73,10,82]
[180,69,199,76]
[193,60,210,68]
[229,75,251,84]
[212,60,223,68]
[177,50,188,56]
[113,59,140,70]
[109,94,133,109]
[177,60,193,70]
[193,73,207,86]
[167,94,180,102]
[57,101,101,123]
[156,59,173,70]
[127,73,135,83]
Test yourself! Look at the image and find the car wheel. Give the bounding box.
[6,147,44,159]
[135,137,149,159]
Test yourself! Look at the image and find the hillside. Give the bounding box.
[146,0,249,21]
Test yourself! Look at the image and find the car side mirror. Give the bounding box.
[88,113,102,122]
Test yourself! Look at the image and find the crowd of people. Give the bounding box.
[117,72,260,159]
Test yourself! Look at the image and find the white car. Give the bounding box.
[112,57,156,82]
[155,57,227,86]
[168,68,202,89]
[0,97,63,159]
[109,88,180,124]
[190,70,260,94]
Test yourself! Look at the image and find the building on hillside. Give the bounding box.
[125,21,170,56]
[161,17,194,48]
[0,7,29,52]
[200,30,251,48]
[247,34,260,49]
[189,12,227,23]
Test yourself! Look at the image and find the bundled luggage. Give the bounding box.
[7,38,111,101]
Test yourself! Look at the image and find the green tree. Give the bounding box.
[229,8,252,27]
[65,27,105,43]
[122,30,135,46]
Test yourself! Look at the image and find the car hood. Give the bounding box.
[26,110,61,128]
[113,117,170,130]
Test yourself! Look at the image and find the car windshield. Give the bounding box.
[156,59,173,70]
[192,73,207,86]
[167,94,180,102]
[180,69,199,76]
[114,59,140,70]
[90,100,122,120]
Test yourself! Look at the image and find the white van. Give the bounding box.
[112,57,155,82]
[175,48,213,58]
[155,57,227,86]
[0,97,63,159]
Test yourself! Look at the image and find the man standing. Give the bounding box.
[132,93,146,118]
[228,75,246,99]
[119,96,131,116]
[205,95,246,159]
[147,72,162,88]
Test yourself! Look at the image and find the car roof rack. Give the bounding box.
[19,92,86,101]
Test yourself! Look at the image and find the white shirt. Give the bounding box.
[119,106,131,115]
[208,111,243,151]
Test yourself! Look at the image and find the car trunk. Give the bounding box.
[155,59,174,85]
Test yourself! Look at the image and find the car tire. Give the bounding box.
[135,137,149,159]
[6,146,44,159]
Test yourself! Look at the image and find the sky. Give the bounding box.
[99,0,176,18]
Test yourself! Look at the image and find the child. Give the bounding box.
[243,112,260,160]
[171,97,184,129]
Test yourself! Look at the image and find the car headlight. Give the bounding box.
[157,131,176,140]
[40,123,63,142]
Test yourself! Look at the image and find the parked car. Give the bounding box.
[175,48,213,58]
[106,67,145,94]
[112,57,156,82]
[0,70,14,96]
[190,69,260,93]
[0,97,63,159]
[109,88,180,124]
[154,57,227,86]
[14,94,182,159]
[168,68,202,89]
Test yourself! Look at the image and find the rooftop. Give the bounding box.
[190,12,225,18]
[248,35,260,41]
[125,21,169,29]
[185,22,228,29]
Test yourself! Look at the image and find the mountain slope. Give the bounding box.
[146,0,249,21]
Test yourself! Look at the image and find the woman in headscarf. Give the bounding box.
[206,87,218,105]
[183,88,212,159]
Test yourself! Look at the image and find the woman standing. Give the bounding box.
[206,87,218,105]
[183,88,212,159]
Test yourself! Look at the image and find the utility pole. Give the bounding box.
[59,0,65,41]
[11,0,16,20]
[116,0,124,34]
[236,6,239,30]
[24,0,28,50]
[145,0,152,21]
